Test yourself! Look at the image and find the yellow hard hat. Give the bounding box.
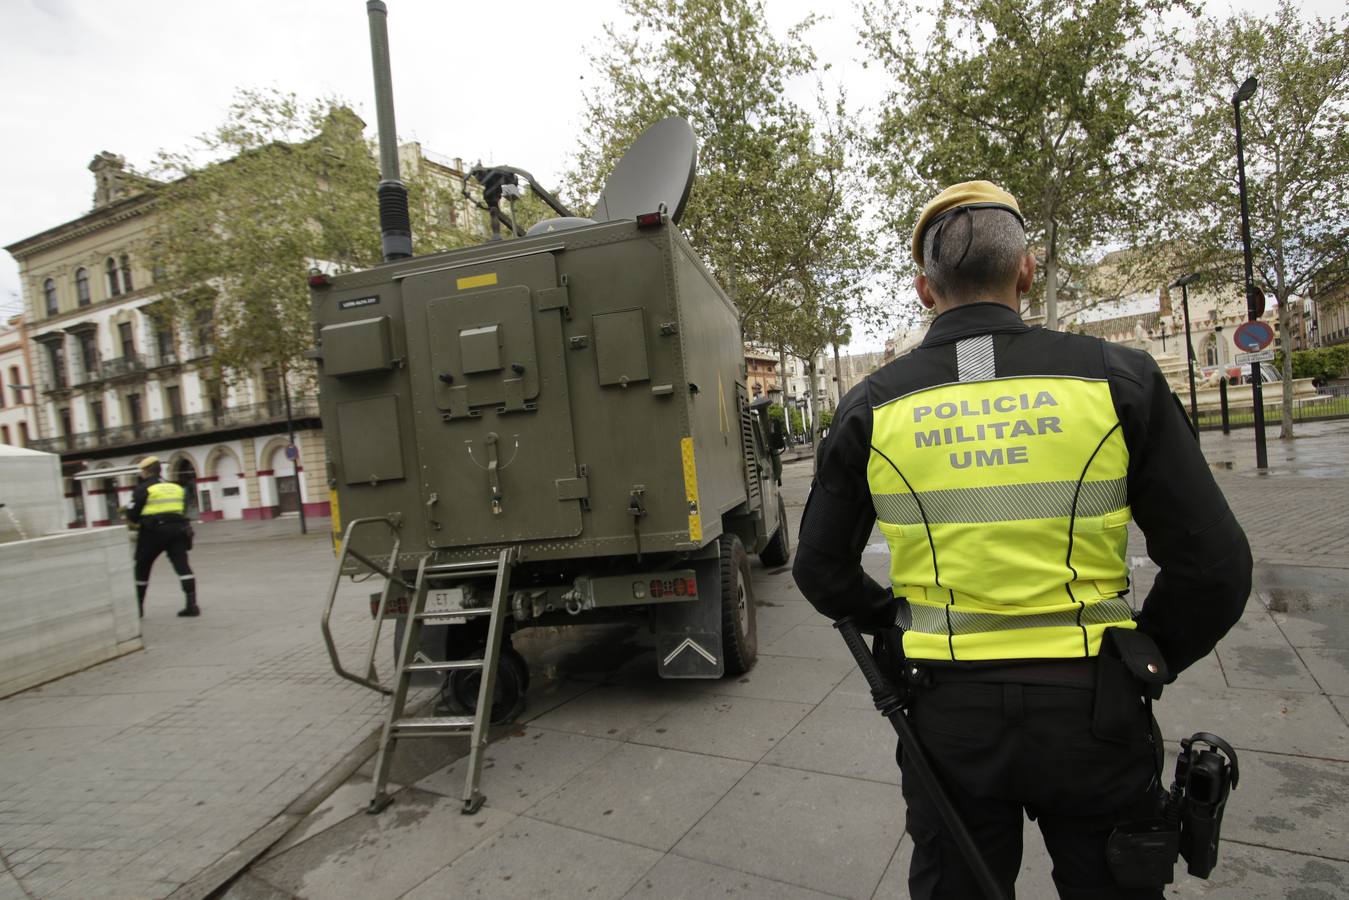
[138,456,160,471]
[912,180,1024,265]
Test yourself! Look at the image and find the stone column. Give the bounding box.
[298,429,331,518]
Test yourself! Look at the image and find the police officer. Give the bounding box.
[127,456,199,618]
[793,182,1251,899]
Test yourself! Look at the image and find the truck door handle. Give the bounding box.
[486,433,503,516]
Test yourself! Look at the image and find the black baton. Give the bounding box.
[834,617,1008,900]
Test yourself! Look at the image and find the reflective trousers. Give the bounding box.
[901,672,1163,900]
[134,520,195,608]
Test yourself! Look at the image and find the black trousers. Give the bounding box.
[901,675,1162,900]
[134,521,195,606]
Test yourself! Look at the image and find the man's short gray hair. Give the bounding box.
[922,208,1027,304]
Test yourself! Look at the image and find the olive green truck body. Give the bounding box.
[313,215,787,681]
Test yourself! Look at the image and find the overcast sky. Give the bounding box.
[0,0,1336,345]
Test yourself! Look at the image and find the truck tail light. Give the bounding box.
[649,577,698,599]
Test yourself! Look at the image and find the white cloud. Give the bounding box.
[2,0,1338,335]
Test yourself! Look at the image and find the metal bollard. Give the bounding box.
[1219,379,1230,434]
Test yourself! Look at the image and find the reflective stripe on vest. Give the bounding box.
[867,375,1136,661]
[142,482,187,517]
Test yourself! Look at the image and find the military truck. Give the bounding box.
[315,186,791,672]
[317,2,788,815]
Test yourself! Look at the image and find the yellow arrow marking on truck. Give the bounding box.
[329,489,342,555]
[456,272,498,290]
[681,437,702,543]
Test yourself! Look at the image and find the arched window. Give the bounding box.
[43,278,58,316]
[106,258,121,297]
[120,254,133,292]
[75,268,90,306]
[1203,334,1219,367]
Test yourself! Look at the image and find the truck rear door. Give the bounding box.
[401,249,583,547]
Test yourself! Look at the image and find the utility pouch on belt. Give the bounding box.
[1106,819,1180,888]
[870,624,908,708]
[1093,627,1170,744]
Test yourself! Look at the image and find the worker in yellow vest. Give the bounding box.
[127,456,199,618]
[793,182,1251,898]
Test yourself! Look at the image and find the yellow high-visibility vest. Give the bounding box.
[142,481,187,517]
[868,375,1136,661]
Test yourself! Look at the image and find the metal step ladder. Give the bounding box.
[366,548,516,816]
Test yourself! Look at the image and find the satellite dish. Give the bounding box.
[593,118,697,225]
[525,217,597,237]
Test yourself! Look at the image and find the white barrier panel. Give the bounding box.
[0,526,141,698]
[0,445,64,542]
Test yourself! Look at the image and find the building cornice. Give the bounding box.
[5,192,158,261]
[28,286,165,337]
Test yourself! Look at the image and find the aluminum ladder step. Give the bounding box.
[416,607,493,621]
[391,715,475,735]
[423,561,501,579]
[402,659,484,673]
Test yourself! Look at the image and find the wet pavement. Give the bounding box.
[0,518,426,900]
[221,422,1347,900]
[2,419,1346,900]
[1200,419,1349,479]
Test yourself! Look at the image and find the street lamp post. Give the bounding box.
[281,375,308,535]
[1233,75,1267,469]
[1172,273,1202,439]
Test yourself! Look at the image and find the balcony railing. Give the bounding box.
[100,354,147,378]
[29,396,322,455]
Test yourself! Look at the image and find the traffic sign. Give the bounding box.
[285,444,299,461]
[1234,348,1274,365]
[1233,320,1274,352]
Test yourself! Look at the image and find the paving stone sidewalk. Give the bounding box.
[223,421,1349,900]
[0,518,411,900]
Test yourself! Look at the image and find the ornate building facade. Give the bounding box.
[6,145,483,528]
[0,313,40,448]
[5,154,330,527]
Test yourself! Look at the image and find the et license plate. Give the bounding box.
[425,588,466,623]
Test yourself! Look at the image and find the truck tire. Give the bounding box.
[443,646,529,724]
[720,533,757,676]
[758,495,791,568]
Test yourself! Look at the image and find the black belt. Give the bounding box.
[141,516,187,528]
[921,658,1097,689]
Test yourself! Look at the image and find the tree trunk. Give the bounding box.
[831,341,843,410]
[805,358,820,471]
[1044,218,1060,331]
[1271,173,1294,441]
[1278,296,1295,439]
[777,343,791,442]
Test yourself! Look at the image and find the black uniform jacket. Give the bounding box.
[792,302,1252,674]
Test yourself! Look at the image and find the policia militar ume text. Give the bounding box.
[793,182,1252,899]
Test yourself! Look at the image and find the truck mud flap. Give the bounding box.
[652,555,724,678]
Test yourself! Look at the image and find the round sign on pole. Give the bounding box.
[285,444,299,461]
[1233,320,1274,352]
